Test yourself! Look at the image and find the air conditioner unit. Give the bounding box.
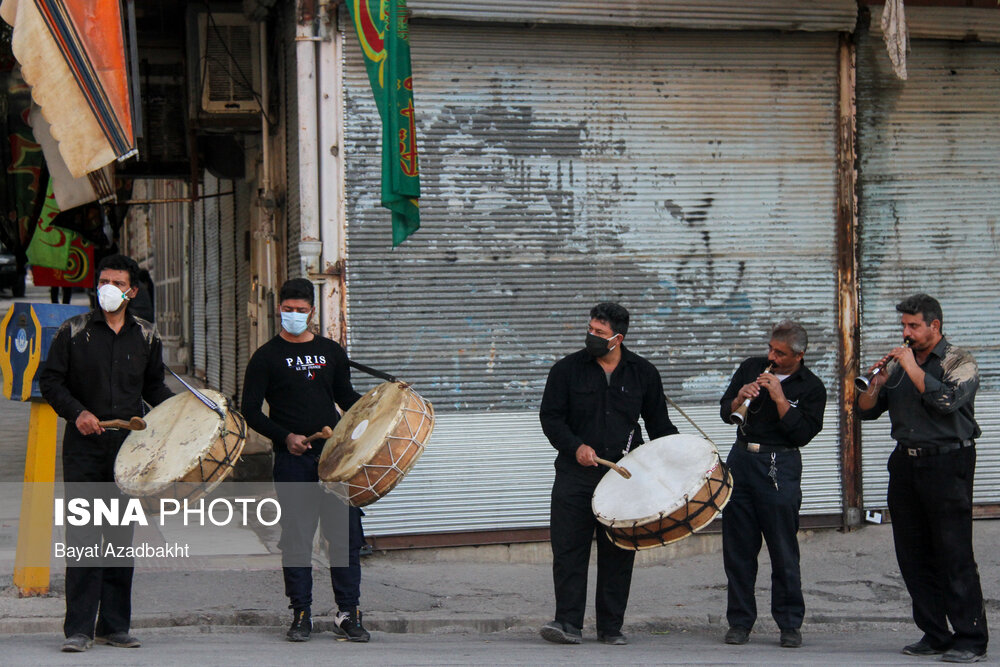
[198,12,261,114]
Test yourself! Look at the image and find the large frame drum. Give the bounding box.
[318,381,434,507]
[114,390,247,505]
[592,433,733,550]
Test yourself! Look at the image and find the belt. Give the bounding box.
[737,441,795,455]
[899,439,975,458]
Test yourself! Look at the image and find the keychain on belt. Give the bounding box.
[768,452,779,491]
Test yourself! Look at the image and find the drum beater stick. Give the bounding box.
[165,366,227,420]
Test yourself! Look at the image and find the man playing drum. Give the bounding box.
[241,278,370,643]
[719,320,826,649]
[39,254,175,652]
[538,302,678,646]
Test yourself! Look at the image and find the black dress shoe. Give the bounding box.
[724,626,750,645]
[779,628,802,648]
[901,639,947,656]
[941,648,987,663]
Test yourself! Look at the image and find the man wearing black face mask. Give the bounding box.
[538,302,678,646]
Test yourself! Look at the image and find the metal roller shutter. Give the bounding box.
[219,180,237,399]
[192,189,207,376]
[204,173,222,391]
[406,0,858,32]
[343,24,843,536]
[857,32,1000,511]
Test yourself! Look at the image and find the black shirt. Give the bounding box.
[241,335,362,455]
[720,356,826,448]
[39,309,173,426]
[858,337,980,447]
[539,346,678,478]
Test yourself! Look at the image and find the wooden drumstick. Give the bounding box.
[594,456,632,479]
[98,417,147,431]
[303,426,334,444]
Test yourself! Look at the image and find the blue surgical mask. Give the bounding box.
[280,311,310,336]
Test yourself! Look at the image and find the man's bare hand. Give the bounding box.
[575,444,598,467]
[285,433,312,456]
[75,410,103,436]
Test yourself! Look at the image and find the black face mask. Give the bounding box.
[585,332,618,358]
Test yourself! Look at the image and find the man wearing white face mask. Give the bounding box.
[241,278,369,643]
[39,254,174,652]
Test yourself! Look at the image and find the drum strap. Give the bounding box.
[348,359,398,383]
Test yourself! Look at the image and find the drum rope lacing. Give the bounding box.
[605,455,732,550]
[340,399,431,503]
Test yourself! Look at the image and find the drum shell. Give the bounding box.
[113,391,247,510]
[591,434,733,550]
[603,463,732,549]
[318,382,434,507]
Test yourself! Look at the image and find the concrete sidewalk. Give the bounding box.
[2,512,998,641]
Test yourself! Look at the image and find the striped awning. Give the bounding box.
[1,0,135,179]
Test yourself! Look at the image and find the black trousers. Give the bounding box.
[62,431,134,639]
[722,444,804,631]
[549,471,635,635]
[887,446,988,653]
[273,450,363,612]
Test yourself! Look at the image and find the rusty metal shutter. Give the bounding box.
[236,180,252,404]
[343,24,843,536]
[857,32,1000,510]
[283,3,301,279]
[407,0,858,32]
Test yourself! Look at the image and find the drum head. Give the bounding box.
[114,391,228,496]
[592,433,720,526]
[318,382,408,482]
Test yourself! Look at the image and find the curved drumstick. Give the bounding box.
[303,426,334,445]
[98,417,147,431]
[594,456,632,479]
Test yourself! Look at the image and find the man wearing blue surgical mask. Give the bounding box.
[241,278,370,644]
[539,302,678,646]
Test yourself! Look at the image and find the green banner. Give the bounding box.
[25,180,74,269]
[345,0,421,247]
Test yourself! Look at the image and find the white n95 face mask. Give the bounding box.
[98,284,129,313]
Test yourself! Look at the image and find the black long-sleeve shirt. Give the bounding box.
[39,309,173,426]
[539,346,678,479]
[240,335,362,455]
[720,356,826,448]
[858,337,980,447]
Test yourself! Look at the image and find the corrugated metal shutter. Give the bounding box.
[192,189,207,376]
[857,33,1000,510]
[150,179,188,366]
[204,173,222,391]
[283,3,301,278]
[236,180,251,405]
[407,0,858,32]
[343,24,843,536]
[220,179,237,399]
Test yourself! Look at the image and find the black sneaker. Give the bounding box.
[597,631,628,645]
[61,634,93,652]
[779,628,802,648]
[95,631,141,648]
[724,626,751,645]
[332,608,370,643]
[901,639,947,656]
[286,608,312,642]
[941,648,987,663]
[539,620,582,645]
